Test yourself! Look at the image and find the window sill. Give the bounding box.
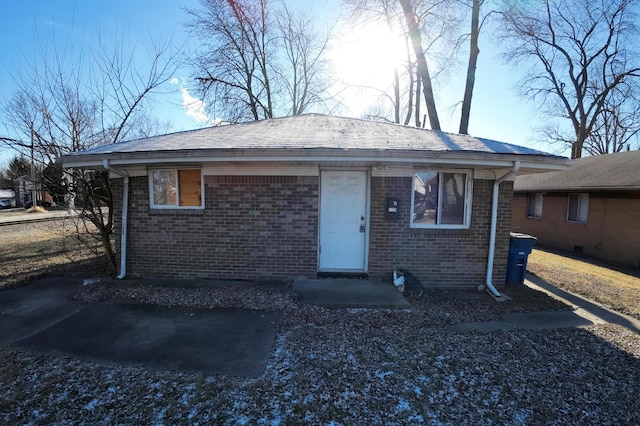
[410,226,471,234]
[410,224,470,230]
[149,208,205,216]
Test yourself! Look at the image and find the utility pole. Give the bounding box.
[30,123,36,208]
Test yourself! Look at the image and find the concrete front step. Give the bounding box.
[293,278,410,309]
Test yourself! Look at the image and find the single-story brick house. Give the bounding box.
[61,114,568,297]
[512,150,640,269]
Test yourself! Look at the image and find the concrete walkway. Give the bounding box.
[293,278,410,309]
[449,274,640,334]
[0,278,281,378]
[525,273,640,334]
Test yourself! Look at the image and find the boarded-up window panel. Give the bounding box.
[178,169,202,206]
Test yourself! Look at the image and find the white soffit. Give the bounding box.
[108,165,525,180]
[108,168,147,178]
[202,165,319,176]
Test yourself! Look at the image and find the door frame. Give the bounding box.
[317,168,371,272]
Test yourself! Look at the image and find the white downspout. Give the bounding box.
[103,160,129,280]
[486,161,520,298]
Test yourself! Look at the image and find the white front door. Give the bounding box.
[319,170,368,271]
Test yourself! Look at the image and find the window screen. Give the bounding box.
[526,193,543,218]
[412,171,470,228]
[567,193,588,223]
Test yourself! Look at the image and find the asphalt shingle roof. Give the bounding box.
[515,150,640,192]
[67,114,556,157]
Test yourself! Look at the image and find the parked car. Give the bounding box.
[0,189,16,209]
[0,199,14,209]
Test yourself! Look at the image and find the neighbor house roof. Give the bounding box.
[0,189,15,199]
[515,150,640,192]
[60,114,569,172]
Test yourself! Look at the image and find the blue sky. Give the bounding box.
[0,0,566,166]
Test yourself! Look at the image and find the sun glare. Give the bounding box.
[330,20,407,90]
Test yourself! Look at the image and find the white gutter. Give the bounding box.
[103,160,129,280]
[486,160,520,299]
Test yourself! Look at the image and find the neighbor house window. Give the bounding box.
[411,171,472,228]
[567,193,588,223]
[526,193,543,218]
[149,169,204,209]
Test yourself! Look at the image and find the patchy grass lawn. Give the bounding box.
[0,219,108,290]
[527,248,640,320]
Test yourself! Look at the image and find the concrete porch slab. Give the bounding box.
[293,278,410,309]
[0,278,281,378]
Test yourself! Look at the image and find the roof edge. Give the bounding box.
[62,150,569,172]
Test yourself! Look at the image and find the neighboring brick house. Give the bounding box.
[61,114,567,296]
[512,150,640,269]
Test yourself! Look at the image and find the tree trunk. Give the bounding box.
[572,138,585,159]
[404,62,414,126]
[393,67,401,123]
[415,76,422,127]
[459,0,480,135]
[398,0,441,130]
[101,230,117,273]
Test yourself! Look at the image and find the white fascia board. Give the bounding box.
[62,160,104,168]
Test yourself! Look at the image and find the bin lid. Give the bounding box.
[510,232,537,241]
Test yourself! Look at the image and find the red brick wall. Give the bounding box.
[114,175,319,280]
[512,191,640,268]
[113,175,512,287]
[368,177,512,288]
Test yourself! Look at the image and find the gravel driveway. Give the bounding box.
[1,280,640,425]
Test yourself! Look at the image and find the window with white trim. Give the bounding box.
[411,171,472,228]
[567,193,588,223]
[526,193,543,218]
[149,169,204,209]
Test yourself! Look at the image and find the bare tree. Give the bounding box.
[499,0,640,158]
[186,0,274,122]
[342,0,473,131]
[584,83,640,154]
[185,0,334,122]
[398,0,441,130]
[341,0,411,125]
[276,5,335,116]
[1,35,179,272]
[458,0,482,134]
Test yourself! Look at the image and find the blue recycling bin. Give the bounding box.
[506,232,537,285]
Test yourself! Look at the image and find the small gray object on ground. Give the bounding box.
[392,269,424,297]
